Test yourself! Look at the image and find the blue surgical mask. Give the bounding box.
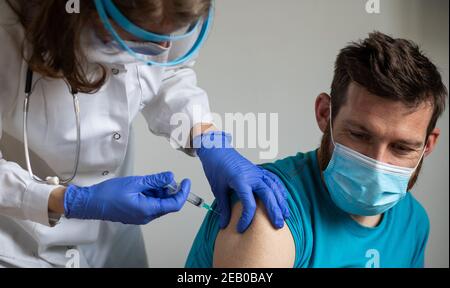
[118,40,170,56]
[85,30,169,65]
[323,108,426,216]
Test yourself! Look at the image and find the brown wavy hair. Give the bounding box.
[7,0,212,93]
[330,31,447,137]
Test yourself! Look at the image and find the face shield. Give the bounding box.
[93,0,214,67]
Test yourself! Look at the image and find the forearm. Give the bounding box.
[48,186,66,215]
[190,123,218,147]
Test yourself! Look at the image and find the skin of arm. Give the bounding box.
[48,186,66,214]
[213,199,296,268]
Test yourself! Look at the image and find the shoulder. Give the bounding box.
[0,0,25,55]
[396,193,430,238]
[410,194,430,235]
[262,150,319,212]
[213,200,296,268]
[403,193,429,225]
[0,1,25,111]
[0,0,24,52]
[262,151,318,184]
[0,23,24,111]
[0,24,23,67]
[0,0,20,25]
[213,151,318,268]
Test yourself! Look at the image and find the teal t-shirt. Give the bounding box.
[185,150,430,268]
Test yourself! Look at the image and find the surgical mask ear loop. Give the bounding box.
[329,102,336,146]
[411,141,428,173]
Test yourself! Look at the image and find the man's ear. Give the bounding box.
[315,93,331,133]
[424,128,441,157]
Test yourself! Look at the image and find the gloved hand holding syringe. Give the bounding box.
[165,183,220,215]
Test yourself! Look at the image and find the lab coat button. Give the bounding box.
[102,171,109,176]
[111,68,120,75]
[113,132,121,140]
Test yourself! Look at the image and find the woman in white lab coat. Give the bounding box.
[0,0,289,267]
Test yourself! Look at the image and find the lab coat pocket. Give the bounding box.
[32,218,101,248]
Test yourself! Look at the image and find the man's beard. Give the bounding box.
[318,123,423,191]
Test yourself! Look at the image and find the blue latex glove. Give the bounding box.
[64,172,190,225]
[194,131,290,233]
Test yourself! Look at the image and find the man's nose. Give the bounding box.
[365,145,390,164]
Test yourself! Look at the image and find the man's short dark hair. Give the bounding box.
[330,31,448,136]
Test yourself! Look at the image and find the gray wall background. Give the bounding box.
[133,0,449,268]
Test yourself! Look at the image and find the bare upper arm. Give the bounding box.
[213,200,295,268]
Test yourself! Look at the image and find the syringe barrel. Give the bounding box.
[165,183,204,207]
[187,193,204,207]
[166,183,179,195]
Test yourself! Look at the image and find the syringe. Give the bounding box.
[165,183,220,215]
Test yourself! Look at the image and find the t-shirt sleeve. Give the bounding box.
[185,201,221,268]
[261,161,311,267]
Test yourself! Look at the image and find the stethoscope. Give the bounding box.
[23,68,81,186]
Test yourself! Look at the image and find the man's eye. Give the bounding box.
[392,145,414,155]
[349,131,368,140]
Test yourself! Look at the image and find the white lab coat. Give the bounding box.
[0,1,212,267]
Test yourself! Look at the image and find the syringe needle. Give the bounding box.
[202,203,220,216]
[165,183,220,215]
